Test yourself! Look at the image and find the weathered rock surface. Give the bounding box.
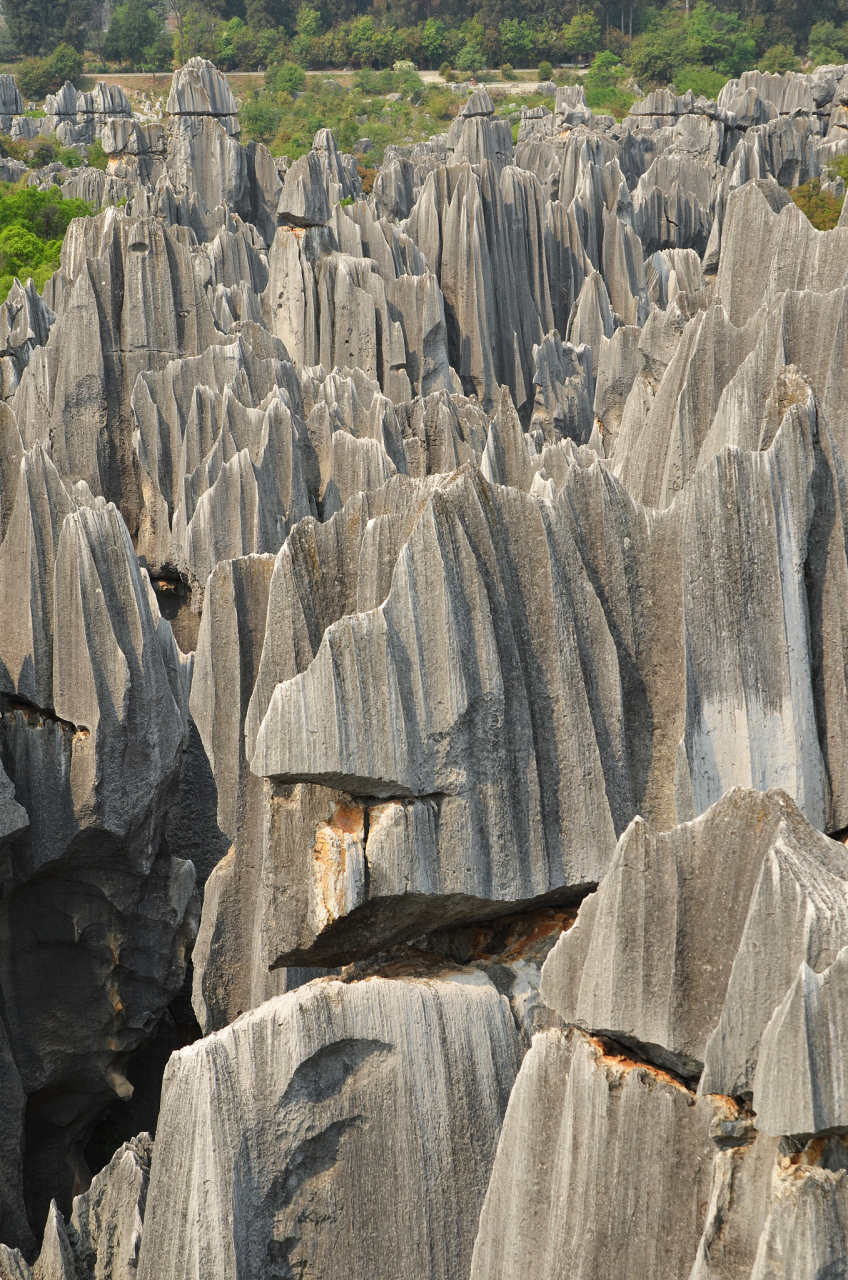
[469,1027,716,1280]
[8,50,848,1280]
[137,973,520,1280]
[541,788,848,1082]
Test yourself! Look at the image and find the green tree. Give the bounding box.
[295,3,321,37]
[759,41,799,71]
[685,2,755,76]
[498,18,534,65]
[266,58,306,90]
[562,11,601,62]
[49,39,83,80]
[2,0,92,56]
[422,17,446,66]
[103,0,163,65]
[628,15,688,85]
[456,38,483,69]
[809,19,848,62]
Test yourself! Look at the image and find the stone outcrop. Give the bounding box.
[137,973,520,1280]
[6,51,848,1280]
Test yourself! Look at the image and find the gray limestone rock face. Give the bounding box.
[137,973,521,1280]
[0,445,198,1227]
[469,1026,716,1280]
[749,1154,848,1280]
[404,159,554,411]
[753,944,848,1137]
[0,1134,151,1280]
[698,799,848,1100]
[166,58,238,121]
[251,465,628,963]
[689,1128,781,1280]
[69,1134,152,1280]
[540,787,848,1081]
[278,151,331,227]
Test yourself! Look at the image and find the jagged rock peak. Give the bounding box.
[167,58,238,118]
[461,87,495,117]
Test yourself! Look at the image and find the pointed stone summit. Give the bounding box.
[166,56,239,118]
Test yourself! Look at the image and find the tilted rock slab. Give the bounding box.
[541,788,848,1083]
[137,973,521,1280]
[469,1026,716,1280]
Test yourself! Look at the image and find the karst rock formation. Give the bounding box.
[2,53,848,1278]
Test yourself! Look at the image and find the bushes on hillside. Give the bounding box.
[0,184,92,300]
[16,43,82,99]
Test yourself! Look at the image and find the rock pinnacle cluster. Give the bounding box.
[2,54,848,1280]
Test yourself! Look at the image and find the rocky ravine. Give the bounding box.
[1,53,848,1279]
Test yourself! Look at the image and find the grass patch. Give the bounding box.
[673,64,730,98]
[240,68,460,165]
[0,133,82,169]
[790,179,842,230]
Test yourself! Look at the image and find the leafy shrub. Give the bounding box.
[439,60,454,81]
[456,41,484,71]
[16,59,52,100]
[0,183,92,300]
[86,138,110,171]
[266,61,306,94]
[49,42,83,83]
[583,50,635,118]
[538,60,553,80]
[790,179,841,229]
[674,64,729,98]
[501,62,515,79]
[828,154,848,185]
[16,43,83,100]
[759,43,799,73]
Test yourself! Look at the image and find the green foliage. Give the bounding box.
[0,25,20,61]
[86,137,109,170]
[16,58,52,98]
[240,68,455,167]
[498,19,534,66]
[215,17,261,70]
[49,40,82,80]
[562,11,602,61]
[422,19,446,67]
[538,59,553,80]
[809,21,848,64]
[2,0,92,58]
[827,154,848,184]
[439,60,453,80]
[295,4,322,38]
[0,183,92,300]
[673,64,729,97]
[500,62,515,79]
[759,42,799,72]
[265,60,306,92]
[790,179,842,229]
[456,40,483,71]
[16,42,82,99]
[103,0,164,68]
[628,15,689,85]
[583,50,635,117]
[685,2,755,76]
